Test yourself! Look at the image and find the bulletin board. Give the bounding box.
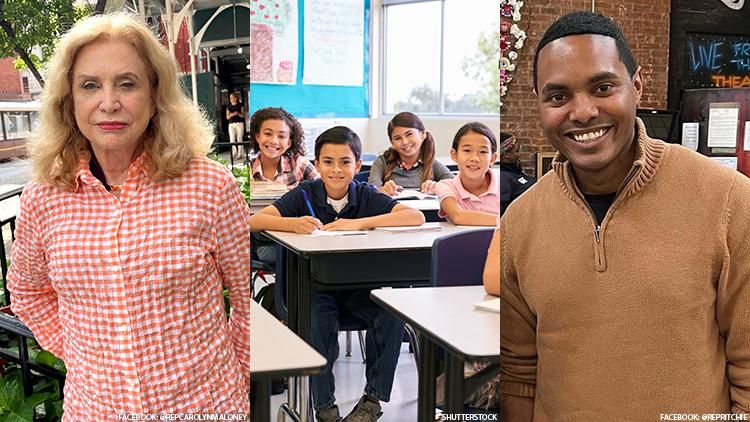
[249,0,370,118]
[679,87,750,177]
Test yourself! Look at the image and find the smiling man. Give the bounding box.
[499,11,750,421]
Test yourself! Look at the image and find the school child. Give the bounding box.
[250,126,425,422]
[368,111,453,196]
[434,122,500,226]
[248,107,319,184]
[248,107,319,263]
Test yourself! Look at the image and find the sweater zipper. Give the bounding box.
[570,163,638,272]
[592,164,640,272]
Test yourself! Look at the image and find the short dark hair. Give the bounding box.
[314,126,362,161]
[533,11,638,91]
[248,107,306,157]
[451,122,498,153]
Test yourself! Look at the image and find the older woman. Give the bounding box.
[7,13,251,420]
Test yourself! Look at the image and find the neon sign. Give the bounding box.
[687,33,750,88]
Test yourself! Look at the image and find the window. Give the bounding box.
[3,112,32,140]
[382,0,498,115]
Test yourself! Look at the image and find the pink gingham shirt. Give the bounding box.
[435,170,500,220]
[249,154,319,186]
[8,154,252,420]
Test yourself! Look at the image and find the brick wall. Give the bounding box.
[0,58,28,101]
[500,1,670,176]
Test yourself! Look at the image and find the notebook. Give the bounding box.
[474,298,500,313]
[395,189,436,200]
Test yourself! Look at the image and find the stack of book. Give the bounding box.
[250,182,289,200]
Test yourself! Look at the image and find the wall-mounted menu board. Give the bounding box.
[687,33,750,88]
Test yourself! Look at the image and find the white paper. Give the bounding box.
[306,230,368,237]
[395,189,436,200]
[707,104,739,148]
[373,222,443,233]
[474,298,500,313]
[303,0,365,86]
[681,122,700,151]
[250,0,299,84]
[744,122,750,151]
[709,156,738,170]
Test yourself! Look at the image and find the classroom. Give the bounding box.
[246,1,501,422]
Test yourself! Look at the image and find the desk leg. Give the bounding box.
[297,255,311,341]
[417,333,437,422]
[250,379,270,422]
[290,376,299,414]
[445,352,465,416]
[299,375,311,422]
[278,377,300,422]
[287,252,299,333]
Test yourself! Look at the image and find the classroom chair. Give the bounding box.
[354,171,370,183]
[430,228,495,287]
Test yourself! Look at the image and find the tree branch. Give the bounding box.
[0,1,45,87]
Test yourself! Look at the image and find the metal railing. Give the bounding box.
[0,185,66,398]
[0,186,22,305]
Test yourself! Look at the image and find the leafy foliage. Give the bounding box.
[461,28,501,113]
[208,151,252,204]
[0,0,92,86]
[0,366,61,421]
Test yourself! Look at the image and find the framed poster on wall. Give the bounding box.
[536,152,556,178]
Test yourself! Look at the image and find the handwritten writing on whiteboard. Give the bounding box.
[687,33,750,88]
[303,0,365,87]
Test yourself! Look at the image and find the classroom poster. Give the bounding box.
[302,0,365,87]
[250,0,299,84]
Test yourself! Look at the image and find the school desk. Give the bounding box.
[371,286,499,422]
[261,223,479,342]
[250,300,326,422]
[249,198,275,214]
[261,224,472,421]
[398,198,442,222]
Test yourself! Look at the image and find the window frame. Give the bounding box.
[380,0,498,117]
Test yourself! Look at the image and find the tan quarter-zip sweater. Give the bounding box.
[500,119,750,421]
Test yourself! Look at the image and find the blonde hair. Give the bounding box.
[31,12,215,188]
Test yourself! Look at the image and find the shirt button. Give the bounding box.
[127,378,137,387]
[118,324,128,332]
[111,265,119,273]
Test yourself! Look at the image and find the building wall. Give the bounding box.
[500,0,670,176]
[0,58,30,101]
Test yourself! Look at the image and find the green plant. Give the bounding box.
[207,151,228,167]
[0,366,61,422]
[208,152,251,204]
[230,165,252,204]
[0,338,66,421]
